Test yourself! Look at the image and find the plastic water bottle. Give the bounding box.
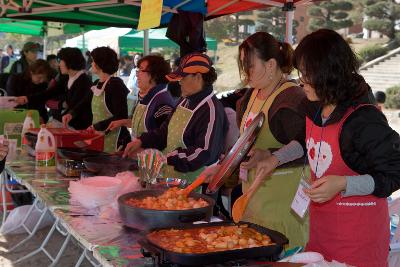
[35,125,56,169]
[21,110,36,145]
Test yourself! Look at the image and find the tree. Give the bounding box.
[307,1,354,32]
[257,7,299,41]
[362,0,400,40]
[204,16,233,42]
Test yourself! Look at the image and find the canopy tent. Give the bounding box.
[0,18,44,36]
[0,1,207,28]
[64,27,217,55]
[0,1,321,47]
[119,28,217,54]
[0,19,105,36]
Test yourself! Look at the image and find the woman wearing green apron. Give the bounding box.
[238,32,310,248]
[123,53,228,184]
[86,47,130,153]
[107,55,175,140]
[202,32,310,248]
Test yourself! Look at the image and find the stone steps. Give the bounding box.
[360,53,400,92]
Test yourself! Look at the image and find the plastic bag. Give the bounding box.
[98,171,141,219]
[304,260,353,267]
[69,176,122,210]
[0,205,53,235]
[115,171,141,197]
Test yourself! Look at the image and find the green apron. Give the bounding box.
[240,82,309,248]
[131,103,147,139]
[131,87,168,138]
[163,93,214,183]
[91,79,121,153]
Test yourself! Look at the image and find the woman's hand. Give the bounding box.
[62,114,73,127]
[0,140,9,161]
[240,148,271,170]
[15,96,28,105]
[199,164,220,183]
[86,125,95,131]
[254,155,280,180]
[106,119,128,131]
[123,138,142,158]
[304,175,347,203]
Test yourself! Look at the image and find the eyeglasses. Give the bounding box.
[136,68,150,74]
[297,69,309,85]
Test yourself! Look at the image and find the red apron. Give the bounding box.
[305,105,389,267]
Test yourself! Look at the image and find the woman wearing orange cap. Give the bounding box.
[123,52,228,183]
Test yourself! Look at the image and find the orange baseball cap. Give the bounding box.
[166,53,212,81]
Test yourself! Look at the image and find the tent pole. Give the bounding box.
[144,29,149,55]
[284,0,295,45]
[81,26,86,52]
[43,22,48,58]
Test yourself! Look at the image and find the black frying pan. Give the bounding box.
[57,147,109,161]
[83,155,137,176]
[118,189,215,231]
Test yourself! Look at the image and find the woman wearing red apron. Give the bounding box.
[290,29,400,266]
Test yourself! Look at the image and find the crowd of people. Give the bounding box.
[1,28,400,266]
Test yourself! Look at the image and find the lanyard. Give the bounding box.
[243,77,283,129]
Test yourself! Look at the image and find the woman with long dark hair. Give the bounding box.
[256,29,400,266]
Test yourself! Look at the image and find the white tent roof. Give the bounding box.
[64,27,131,53]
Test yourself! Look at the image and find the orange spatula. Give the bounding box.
[181,174,207,197]
[232,173,265,223]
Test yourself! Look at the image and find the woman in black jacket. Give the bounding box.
[256,29,400,267]
[7,59,52,123]
[16,48,93,130]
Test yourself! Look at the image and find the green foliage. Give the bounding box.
[256,7,299,41]
[387,32,400,50]
[362,0,400,40]
[385,85,400,109]
[204,17,234,42]
[307,0,354,31]
[358,44,388,62]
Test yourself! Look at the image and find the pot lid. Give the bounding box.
[206,112,265,194]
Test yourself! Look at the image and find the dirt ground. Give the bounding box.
[0,223,93,267]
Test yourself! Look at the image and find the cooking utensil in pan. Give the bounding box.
[73,130,110,148]
[181,173,207,197]
[118,189,215,230]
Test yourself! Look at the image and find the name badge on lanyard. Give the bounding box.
[291,177,311,218]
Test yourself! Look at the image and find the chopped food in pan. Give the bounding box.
[147,224,274,253]
[125,187,208,210]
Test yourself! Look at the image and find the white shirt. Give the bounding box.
[67,70,86,90]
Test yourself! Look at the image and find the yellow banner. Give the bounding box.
[137,0,163,31]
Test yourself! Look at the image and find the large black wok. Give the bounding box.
[118,189,215,230]
[83,155,137,176]
[138,221,289,265]
[57,147,109,161]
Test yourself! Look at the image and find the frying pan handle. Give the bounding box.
[138,238,162,257]
[178,212,207,223]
